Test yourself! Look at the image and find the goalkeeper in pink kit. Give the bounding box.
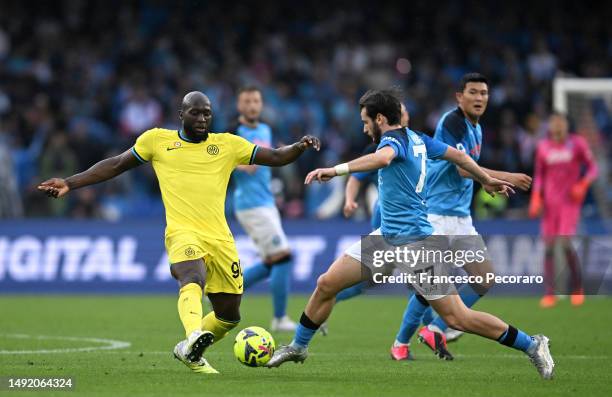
[529,113,598,308]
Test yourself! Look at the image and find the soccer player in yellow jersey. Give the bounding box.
[38,91,320,374]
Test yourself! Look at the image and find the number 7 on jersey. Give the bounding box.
[412,144,426,193]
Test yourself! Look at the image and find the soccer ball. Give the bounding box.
[233,326,275,367]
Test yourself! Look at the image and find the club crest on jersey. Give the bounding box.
[184,247,196,257]
[207,145,219,155]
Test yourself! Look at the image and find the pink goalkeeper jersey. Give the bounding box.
[533,134,598,207]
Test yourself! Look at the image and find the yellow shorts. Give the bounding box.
[165,231,243,295]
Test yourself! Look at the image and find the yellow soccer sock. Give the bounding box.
[178,283,203,337]
[201,312,239,343]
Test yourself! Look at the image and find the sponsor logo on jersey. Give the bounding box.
[546,149,573,164]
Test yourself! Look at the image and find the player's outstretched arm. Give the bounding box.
[253,135,320,166]
[443,147,515,196]
[38,149,142,198]
[305,146,396,184]
[457,166,532,191]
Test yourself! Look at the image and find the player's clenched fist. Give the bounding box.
[297,135,321,151]
[38,178,70,198]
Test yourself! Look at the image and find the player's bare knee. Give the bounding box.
[316,273,339,298]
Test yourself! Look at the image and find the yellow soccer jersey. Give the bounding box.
[131,128,257,242]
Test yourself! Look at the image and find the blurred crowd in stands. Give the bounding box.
[0,0,610,221]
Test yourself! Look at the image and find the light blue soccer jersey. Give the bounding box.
[232,122,275,211]
[377,128,448,240]
[426,108,483,217]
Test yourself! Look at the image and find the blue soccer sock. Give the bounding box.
[290,312,320,349]
[430,283,482,332]
[335,281,367,303]
[497,325,536,353]
[421,307,434,326]
[243,262,270,290]
[270,258,292,318]
[395,294,430,344]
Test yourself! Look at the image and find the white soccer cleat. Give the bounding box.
[527,334,555,380]
[318,321,329,336]
[173,339,219,374]
[445,327,464,343]
[271,315,297,332]
[184,330,215,363]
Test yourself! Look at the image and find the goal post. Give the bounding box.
[553,78,612,113]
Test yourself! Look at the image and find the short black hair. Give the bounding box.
[458,73,489,92]
[238,85,262,95]
[358,88,402,125]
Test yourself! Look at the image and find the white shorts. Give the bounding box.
[427,214,489,266]
[235,206,290,258]
[344,229,452,301]
[344,228,382,262]
[427,214,478,235]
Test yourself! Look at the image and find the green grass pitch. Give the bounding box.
[0,295,610,397]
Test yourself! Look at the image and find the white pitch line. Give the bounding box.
[0,333,131,354]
